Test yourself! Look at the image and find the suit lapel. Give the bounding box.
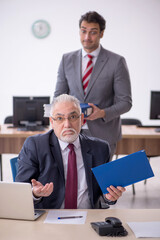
[85,47,109,99]
[79,135,94,205]
[72,50,84,99]
[49,131,65,181]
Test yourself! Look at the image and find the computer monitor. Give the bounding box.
[13,96,50,131]
[150,91,160,132]
[150,91,160,120]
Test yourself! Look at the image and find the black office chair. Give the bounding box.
[4,116,13,124]
[121,118,142,126]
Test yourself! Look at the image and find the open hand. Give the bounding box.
[31,179,53,198]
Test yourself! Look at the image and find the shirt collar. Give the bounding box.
[82,44,101,58]
[58,137,80,151]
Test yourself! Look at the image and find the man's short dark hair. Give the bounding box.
[79,11,106,32]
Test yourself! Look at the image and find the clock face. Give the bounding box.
[32,20,51,39]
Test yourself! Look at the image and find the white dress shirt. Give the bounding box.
[59,137,91,209]
[82,44,101,73]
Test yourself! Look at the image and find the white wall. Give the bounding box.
[0,0,160,125]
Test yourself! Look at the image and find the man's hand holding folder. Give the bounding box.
[104,185,126,202]
[92,150,154,195]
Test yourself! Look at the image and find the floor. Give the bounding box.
[2,154,160,209]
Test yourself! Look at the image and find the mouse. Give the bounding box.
[105,217,122,228]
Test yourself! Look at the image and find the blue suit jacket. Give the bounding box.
[15,130,110,209]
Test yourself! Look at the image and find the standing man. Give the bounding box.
[54,11,132,160]
[16,94,125,209]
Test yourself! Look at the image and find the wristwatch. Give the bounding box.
[32,20,51,39]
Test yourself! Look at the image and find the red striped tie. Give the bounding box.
[82,54,93,94]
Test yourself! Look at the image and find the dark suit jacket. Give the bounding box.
[15,130,110,209]
[54,46,132,145]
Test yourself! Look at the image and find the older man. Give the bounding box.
[16,94,125,209]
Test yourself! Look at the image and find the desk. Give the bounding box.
[1,124,160,155]
[0,124,48,154]
[0,124,160,180]
[116,125,160,156]
[0,209,160,240]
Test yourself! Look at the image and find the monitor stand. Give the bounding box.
[18,122,46,131]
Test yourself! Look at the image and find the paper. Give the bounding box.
[92,150,154,194]
[127,222,160,238]
[44,210,87,224]
[43,104,51,117]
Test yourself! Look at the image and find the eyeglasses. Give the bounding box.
[51,114,81,124]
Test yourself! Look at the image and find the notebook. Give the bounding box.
[0,182,45,220]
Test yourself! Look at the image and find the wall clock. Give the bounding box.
[32,20,51,39]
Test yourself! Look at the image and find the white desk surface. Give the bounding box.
[0,209,160,240]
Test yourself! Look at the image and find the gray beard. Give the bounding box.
[60,128,79,143]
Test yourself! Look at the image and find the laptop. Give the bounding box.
[0,181,45,220]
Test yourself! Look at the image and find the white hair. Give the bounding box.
[50,94,81,116]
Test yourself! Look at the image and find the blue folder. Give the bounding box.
[80,103,93,117]
[80,103,98,117]
[92,150,154,194]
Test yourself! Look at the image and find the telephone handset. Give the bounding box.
[105,216,122,227]
[91,217,128,236]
